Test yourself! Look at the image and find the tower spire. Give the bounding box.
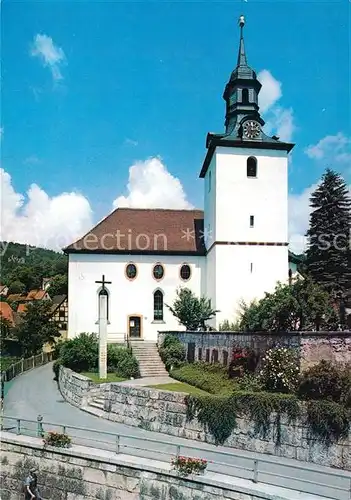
[237,15,247,67]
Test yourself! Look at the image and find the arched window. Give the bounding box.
[247,156,257,177]
[98,288,109,321]
[242,88,249,104]
[153,290,164,321]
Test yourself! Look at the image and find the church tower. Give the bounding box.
[201,16,294,327]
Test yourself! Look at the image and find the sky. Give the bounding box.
[1,0,350,253]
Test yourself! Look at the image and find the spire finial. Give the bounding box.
[237,15,247,66]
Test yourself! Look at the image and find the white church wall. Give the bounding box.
[213,243,288,326]
[68,253,205,342]
[214,147,288,243]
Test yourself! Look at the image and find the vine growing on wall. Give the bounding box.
[185,392,349,446]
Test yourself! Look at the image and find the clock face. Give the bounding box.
[243,120,260,139]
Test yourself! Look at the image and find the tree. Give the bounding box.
[239,278,338,332]
[167,287,219,330]
[14,300,61,356]
[48,274,68,296]
[7,280,26,295]
[305,169,351,294]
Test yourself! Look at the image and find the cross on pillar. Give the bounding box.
[95,274,112,291]
[95,274,112,380]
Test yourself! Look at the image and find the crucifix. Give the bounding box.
[95,274,112,379]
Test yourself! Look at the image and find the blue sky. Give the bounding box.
[1,0,350,251]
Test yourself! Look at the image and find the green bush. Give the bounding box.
[59,333,99,373]
[52,359,62,381]
[260,347,299,393]
[58,334,140,378]
[306,399,350,444]
[116,355,140,379]
[171,363,235,395]
[236,373,264,392]
[299,360,351,406]
[159,335,186,370]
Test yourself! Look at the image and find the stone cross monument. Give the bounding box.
[95,274,111,379]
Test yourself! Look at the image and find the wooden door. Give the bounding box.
[128,316,141,338]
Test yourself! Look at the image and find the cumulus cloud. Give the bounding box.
[305,133,351,163]
[0,168,93,250]
[258,70,295,142]
[30,34,66,81]
[113,157,193,210]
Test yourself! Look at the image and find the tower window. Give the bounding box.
[250,263,253,273]
[242,88,249,104]
[153,290,164,321]
[208,171,211,192]
[247,157,257,177]
[250,215,254,228]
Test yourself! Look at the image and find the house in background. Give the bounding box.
[0,284,9,297]
[51,295,68,339]
[0,302,15,327]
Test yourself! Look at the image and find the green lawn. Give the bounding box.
[148,382,209,396]
[81,372,126,384]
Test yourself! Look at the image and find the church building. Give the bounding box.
[65,17,294,342]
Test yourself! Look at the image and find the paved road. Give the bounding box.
[4,363,350,500]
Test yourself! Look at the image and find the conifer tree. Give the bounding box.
[305,169,350,294]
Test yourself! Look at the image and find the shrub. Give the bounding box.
[299,360,350,405]
[171,456,208,476]
[171,363,235,395]
[52,359,62,381]
[59,333,98,373]
[159,335,186,370]
[306,400,350,444]
[116,355,140,379]
[43,431,71,448]
[236,374,264,392]
[260,347,299,393]
[228,347,258,378]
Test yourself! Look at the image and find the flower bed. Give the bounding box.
[171,456,208,476]
[43,431,71,448]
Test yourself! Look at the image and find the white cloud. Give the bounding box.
[0,168,93,250]
[257,70,282,113]
[258,70,295,142]
[113,157,193,210]
[305,133,351,162]
[30,34,66,81]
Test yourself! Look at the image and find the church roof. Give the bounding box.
[64,208,206,256]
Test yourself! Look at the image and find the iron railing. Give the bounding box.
[0,352,53,384]
[2,415,350,500]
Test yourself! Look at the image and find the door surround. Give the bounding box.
[127,314,143,339]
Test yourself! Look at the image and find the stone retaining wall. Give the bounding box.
[59,367,350,470]
[158,331,351,370]
[0,433,278,500]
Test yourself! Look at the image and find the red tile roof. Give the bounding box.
[64,208,206,255]
[7,294,26,302]
[26,290,48,300]
[17,303,28,314]
[0,302,15,325]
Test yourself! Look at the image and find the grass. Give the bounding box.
[148,382,209,396]
[81,372,126,384]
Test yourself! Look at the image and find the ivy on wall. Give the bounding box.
[185,392,350,446]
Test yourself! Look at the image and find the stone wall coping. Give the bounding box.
[160,330,351,338]
[0,432,335,500]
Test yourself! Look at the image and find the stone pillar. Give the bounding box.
[98,293,108,380]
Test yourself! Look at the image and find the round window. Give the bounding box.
[180,264,191,281]
[126,263,137,280]
[153,263,164,280]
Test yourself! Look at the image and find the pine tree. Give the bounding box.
[305,169,350,294]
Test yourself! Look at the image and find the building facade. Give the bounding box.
[65,17,294,342]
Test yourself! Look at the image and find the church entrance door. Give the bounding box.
[128,315,142,339]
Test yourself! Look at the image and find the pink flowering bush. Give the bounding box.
[260,347,299,393]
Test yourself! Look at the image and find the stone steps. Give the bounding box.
[131,342,168,378]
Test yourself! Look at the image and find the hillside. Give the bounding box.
[1,242,67,291]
